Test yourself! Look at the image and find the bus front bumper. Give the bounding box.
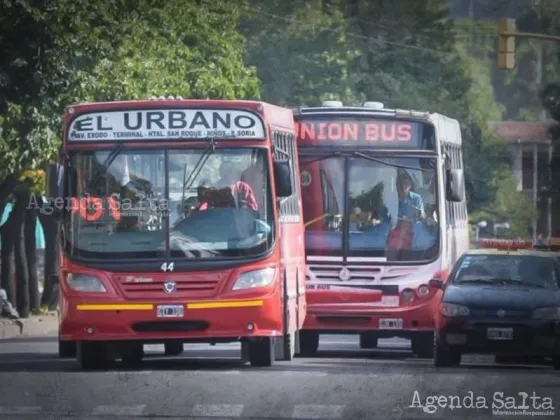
[302,294,439,337]
[59,296,283,342]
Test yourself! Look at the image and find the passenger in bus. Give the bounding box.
[396,169,425,220]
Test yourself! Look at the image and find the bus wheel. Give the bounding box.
[298,331,319,357]
[275,331,296,361]
[77,341,108,370]
[164,342,183,356]
[121,342,144,366]
[359,333,378,349]
[59,339,77,358]
[412,332,434,358]
[248,338,274,367]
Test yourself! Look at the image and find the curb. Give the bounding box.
[0,313,58,339]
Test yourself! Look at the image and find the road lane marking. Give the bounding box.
[191,404,244,417]
[281,371,328,376]
[0,406,41,414]
[291,404,345,419]
[91,404,146,415]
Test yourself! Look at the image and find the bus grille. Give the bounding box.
[306,258,417,283]
[115,274,220,298]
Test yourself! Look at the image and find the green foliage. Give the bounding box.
[243,0,360,106]
[0,0,260,190]
[470,172,539,238]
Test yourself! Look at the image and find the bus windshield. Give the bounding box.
[300,153,440,262]
[63,147,274,260]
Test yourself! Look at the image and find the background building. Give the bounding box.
[489,120,558,239]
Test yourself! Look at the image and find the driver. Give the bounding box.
[197,160,258,211]
[396,169,425,220]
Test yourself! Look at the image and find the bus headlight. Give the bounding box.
[401,288,415,302]
[417,284,430,297]
[440,303,470,317]
[232,268,276,290]
[66,273,107,292]
[532,307,560,320]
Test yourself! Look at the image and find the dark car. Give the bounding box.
[429,249,560,368]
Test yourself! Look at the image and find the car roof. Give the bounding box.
[464,248,560,259]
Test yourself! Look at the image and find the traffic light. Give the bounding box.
[497,18,516,70]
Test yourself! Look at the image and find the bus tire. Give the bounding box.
[164,342,183,356]
[77,341,108,370]
[249,337,274,367]
[275,331,296,361]
[121,342,144,366]
[59,339,76,358]
[359,333,378,349]
[298,331,319,357]
[412,332,434,358]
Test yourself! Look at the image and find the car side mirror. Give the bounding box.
[429,278,445,290]
[446,168,464,202]
[274,161,293,198]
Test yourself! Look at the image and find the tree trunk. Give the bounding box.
[25,196,40,313]
[0,206,16,305]
[13,190,30,318]
[0,175,19,306]
[38,196,59,310]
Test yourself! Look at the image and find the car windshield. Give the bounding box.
[300,154,439,261]
[453,254,560,289]
[63,147,274,260]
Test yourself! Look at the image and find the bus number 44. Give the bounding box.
[161,262,175,272]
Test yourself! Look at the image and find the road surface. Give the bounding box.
[0,335,558,419]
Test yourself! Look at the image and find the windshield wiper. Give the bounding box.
[457,278,497,285]
[489,278,546,288]
[350,151,435,172]
[85,143,125,193]
[300,151,342,165]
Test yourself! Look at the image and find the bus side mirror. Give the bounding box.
[46,163,63,199]
[446,168,464,202]
[46,163,64,216]
[274,161,293,198]
[429,279,445,290]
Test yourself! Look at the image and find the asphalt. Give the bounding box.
[0,335,559,420]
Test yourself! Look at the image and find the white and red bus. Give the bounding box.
[48,98,307,369]
[294,101,469,357]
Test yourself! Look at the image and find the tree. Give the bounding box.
[1,0,262,311]
[242,0,359,106]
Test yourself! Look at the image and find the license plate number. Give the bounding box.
[487,328,513,340]
[379,318,403,329]
[157,305,184,318]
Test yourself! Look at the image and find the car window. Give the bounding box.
[453,254,560,289]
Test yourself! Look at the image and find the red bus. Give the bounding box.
[47,98,306,369]
[294,101,468,357]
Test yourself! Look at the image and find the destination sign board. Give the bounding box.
[295,118,433,149]
[67,109,266,141]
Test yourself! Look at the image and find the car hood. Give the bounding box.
[443,285,560,310]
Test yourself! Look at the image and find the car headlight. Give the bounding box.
[532,307,560,320]
[440,303,469,317]
[232,267,276,290]
[66,273,107,292]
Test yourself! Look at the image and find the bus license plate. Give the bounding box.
[487,328,513,340]
[379,318,403,329]
[157,305,184,318]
